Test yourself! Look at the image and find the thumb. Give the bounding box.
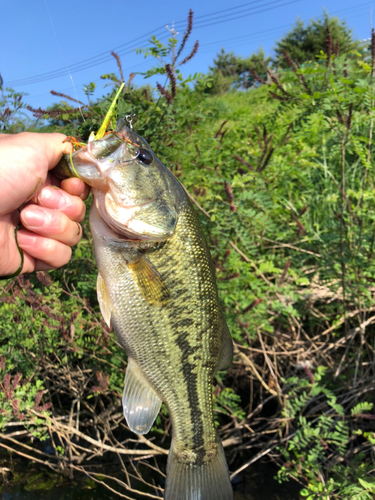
[0,132,71,215]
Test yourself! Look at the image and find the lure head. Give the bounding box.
[54,120,183,241]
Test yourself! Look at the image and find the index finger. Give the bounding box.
[60,177,90,200]
[0,132,71,215]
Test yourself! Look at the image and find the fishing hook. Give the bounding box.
[125,114,136,130]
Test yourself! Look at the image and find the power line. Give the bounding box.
[10,0,374,95]
[23,26,291,103]
[24,61,151,104]
[6,1,273,87]
[197,2,375,53]
[23,25,292,103]
[23,3,375,105]
[196,25,291,51]
[178,0,271,21]
[5,27,167,87]
[7,0,374,88]
[7,0,296,88]
[191,0,373,30]
[184,0,298,29]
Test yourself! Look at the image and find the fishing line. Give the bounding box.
[42,0,86,122]
[7,27,167,87]
[371,6,373,29]
[24,60,151,104]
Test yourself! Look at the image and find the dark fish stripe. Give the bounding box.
[130,202,221,465]
[174,330,206,464]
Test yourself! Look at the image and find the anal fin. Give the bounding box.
[96,272,112,327]
[123,358,162,435]
[217,320,233,371]
[128,253,169,305]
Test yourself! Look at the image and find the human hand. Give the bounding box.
[0,132,90,277]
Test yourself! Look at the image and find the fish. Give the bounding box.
[55,119,234,500]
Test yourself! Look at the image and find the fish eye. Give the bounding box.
[137,148,153,166]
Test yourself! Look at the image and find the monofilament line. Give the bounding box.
[43,0,86,122]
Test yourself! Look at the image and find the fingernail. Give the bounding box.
[39,187,69,209]
[21,207,50,228]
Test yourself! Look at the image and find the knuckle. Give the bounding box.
[72,223,82,245]
[60,214,70,234]
[42,238,72,265]
[63,246,72,264]
[42,237,59,254]
[75,202,86,222]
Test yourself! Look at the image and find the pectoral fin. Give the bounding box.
[96,272,112,327]
[123,358,162,435]
[128,253,169,305]
[217,320,233,371]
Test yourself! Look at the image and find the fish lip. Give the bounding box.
[114,199,153,210]
[105,186,153,210]
[93,188,174,242]
[99,195,169,241]
[107,220,170,242]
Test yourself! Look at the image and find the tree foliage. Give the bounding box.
[0,78,30,132]
[274,12,363,68]
[206,47,271,94]
[1,13,375,499]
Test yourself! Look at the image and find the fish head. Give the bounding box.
[61,121,183,241]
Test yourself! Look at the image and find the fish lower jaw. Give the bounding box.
[95,192,167,241]
[98,203,172,242]
[97,206,170,242]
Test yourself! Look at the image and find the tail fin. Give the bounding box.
[165,440,233,500]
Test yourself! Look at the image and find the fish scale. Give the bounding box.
[54,121,233,500]
[93,201,220,452]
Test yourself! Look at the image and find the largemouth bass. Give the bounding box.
[55,119,234,500]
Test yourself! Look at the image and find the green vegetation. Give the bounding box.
[204,47,271,93]
[273,11,364,68]
[1,10,375,499]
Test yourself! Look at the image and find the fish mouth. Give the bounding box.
[93,189,169,241]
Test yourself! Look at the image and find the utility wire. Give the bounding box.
[177,0,272,21]
[181,0,298,30]
[6,1,272,86]
[9,1,273,86]
[23,4,374,104]
[7,0,374,88]
[196,3,375,53]
[9,0,374,92]
[7,0,295,87]
[25,60,151,104]
[6,27,167,87]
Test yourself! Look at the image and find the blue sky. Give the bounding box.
[1,0,374,110]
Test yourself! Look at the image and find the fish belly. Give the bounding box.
[91,201,233,500]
